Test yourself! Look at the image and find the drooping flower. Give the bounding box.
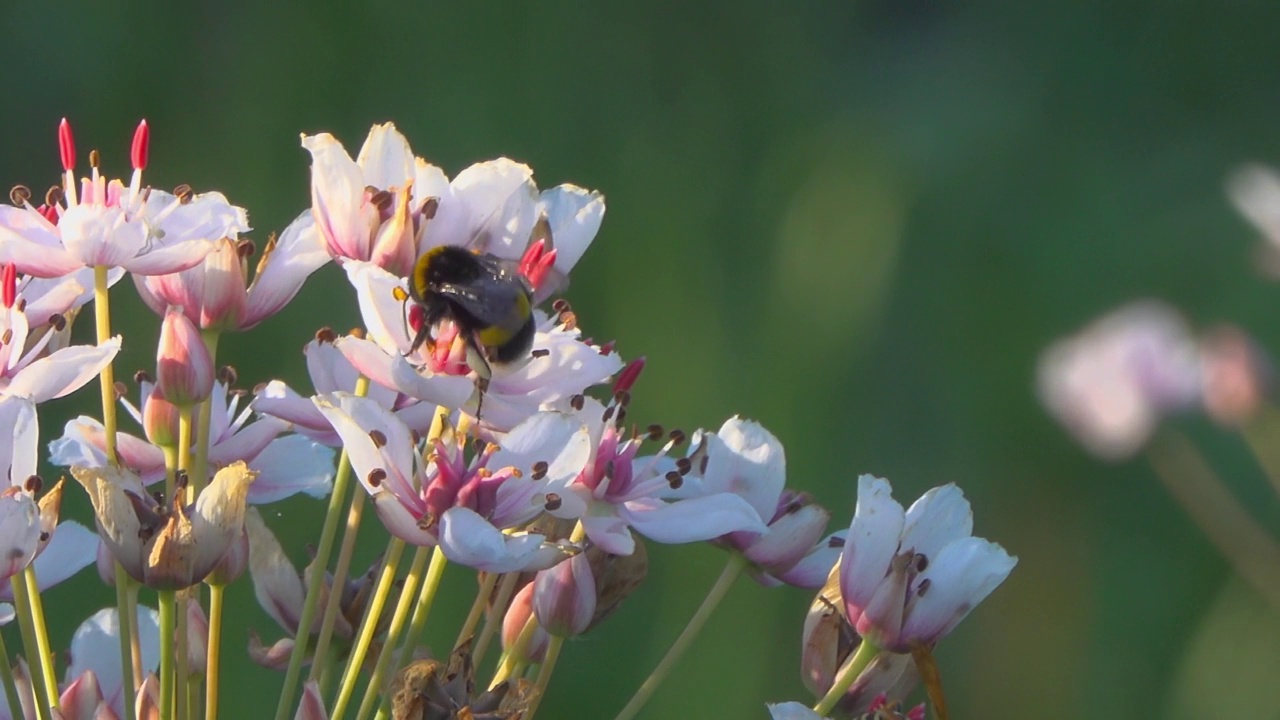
[0,120,247,278]
[314,392,587,572]
[334,260,622,432]
[49,379,334,505]
[838,476,1016,654]
[72,461,256,589]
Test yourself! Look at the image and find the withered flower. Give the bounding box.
[71,461,256,589]
[388,641,536,720]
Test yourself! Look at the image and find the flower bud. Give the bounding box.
[135,673,160,720]
[533,553,595,638]
[142,388,181,449]
[501,582,548,663]
[156,307,214,406]
[295,681,327,720]
[59,668,107,720]
[1201,325,1271,427]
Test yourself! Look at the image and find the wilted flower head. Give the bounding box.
[388,642,536,720]
[0,120,247,278]
[71,461,256,589]
[838,476,1016,654]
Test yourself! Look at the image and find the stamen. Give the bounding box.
[914,554,928,572]
[668,429,686,446]
[173,184,194,204]
[38,532,49,543]
[615,408,627,426]
[614,390,631,407]
[131,120,149,171]
[665,471,683,489]
[558,310,577,330]
[48,313,66,331]
[602,405,615,424]
[646,424,664,441]
[675,457,692,476]
[613,357,646,394]
[113,381,127,399]
[88,149,100,170]
[315,327,337,344]
[420,197,440,219]
[237,239,256,258]
[14,299,25,313]
[544,493,562,511]
[44,186,63,207]
[219,365,238,386]
[0,330,10,346]
[531,461,549,480]
[367,469,387,487]
[58,119,75,171]
[368,430,388,448]
[251,383,266,396]
[134,370,154,385]
[349,328,366,340]
[23,475,41,494]
[569,394,585,411]
[8,185,31,206]
[828,535,845,548]
[916,578,931,597]
[530,349,550,359]
[552,299,571,313]
[369,189,393,212]
[699,454,709,474]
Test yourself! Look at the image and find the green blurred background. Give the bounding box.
[5,1,1280,717]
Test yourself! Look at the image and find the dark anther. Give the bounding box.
[349,328,366,340]
[570,394,585,411]
[531,461,549,480]
[828,535,845,548]
[14,299,24,313]
[134,370,154,385]
[175,470,190,489]
[552,299,571,313]
[421,197,440,219]
[784,499,803,514]
[614,390,631,407]
[675,458,692,476]
[616,408,628,426]
[915,554,928,573]
[665,471,684,489]
[315,327,337,344]
[23,475,42,494]
[151,491,165,505]
[699,455,709,474]
[44,186,64,206]
[48,313,66,331]
[916,578,931,597]
[88,149,100,168]
[8,185,31,205]
[113,381,127,399]
[38,531,49,543]
[173,184,194,203]
[219,365,238,386]
[368,430,388,448]
[602,405,615,424]
[237,239,257,258]
[369,189,393,212]
[544,493,562,511]
[410,429,422,445]
[368,468,387,487]
[647,424,664,441]
[0,330,12,346]
[668,429,686,446]
[531,349,550,359]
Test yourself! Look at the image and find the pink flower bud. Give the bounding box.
[156,307,214,406]
[142,389,180,449]
[501,582,548,663]
[59,668,106,720]
[533,553,596,638]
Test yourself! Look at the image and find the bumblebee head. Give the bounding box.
[409,245,485,303]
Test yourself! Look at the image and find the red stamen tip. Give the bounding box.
[2,265,17,309]
[614,356,646,394]
[131,120,150,171]
[57,119,75,171]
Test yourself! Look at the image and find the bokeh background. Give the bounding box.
[4,2,1280,718]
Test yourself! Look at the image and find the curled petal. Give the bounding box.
[5,337,121,403]
[898,537,1017,646]
[620,494,768,546]
[243,212,329,329]
[438,507,569,572]
[839,475,905,614]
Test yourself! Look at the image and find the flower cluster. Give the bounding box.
[0,119,1016,720]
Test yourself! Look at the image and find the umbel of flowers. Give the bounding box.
[0,118,1015,720]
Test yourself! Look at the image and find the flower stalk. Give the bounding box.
[812,637,881,715]
[206,582,226,720]
[20,567,58,714]
[355,545,438,720]
[159,589,176,719]
[0,629,24,720]
[329,537,406,719]
[93,265,118,465]
[10,576,50,720]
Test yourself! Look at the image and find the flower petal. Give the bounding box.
[65,606,161,715]
[246,435,335,505]
[437,507,566,572]
[243,212,330,329]
[621,493,768,546]
[839,475,905,613]
[5,337,121,403]
[900,483,973,562]
[900,536,1017,645]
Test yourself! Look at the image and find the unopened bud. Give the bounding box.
[501,582,548,663]
[533,553,595,638]
[142,390,181,449]
[156,307,214,406]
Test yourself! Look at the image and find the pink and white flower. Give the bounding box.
[62,606,161,718]
[314,392,588,572]
[0,120,247,278]
[838,476,1016,653]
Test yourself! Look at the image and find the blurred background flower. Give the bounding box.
[7,2,1280,718]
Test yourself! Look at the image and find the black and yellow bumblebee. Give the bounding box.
[406,245,537,384]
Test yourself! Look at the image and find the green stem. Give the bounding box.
[10,568,50,720]
[307,489,366,684]
[0,628,26,720]
[453,571,498,652]
[330,538,406,720]
[356,546,439,720]
[524,634,564,720]
[177,404,193,502]
[395,548,451,672]
[20,567,57,714]
[473,572,518,669]
[115,567,138,720]
[489,612,539,691]
[813,637,881,715]
[205,583,225,720]
[92,265,118,465]
[176,596,189,720]
[274,375,372,720]
[612,553,747,720]
[192,330,220,496]
[158,591,176,720]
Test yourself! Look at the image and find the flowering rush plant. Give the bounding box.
[0,119,1015,720]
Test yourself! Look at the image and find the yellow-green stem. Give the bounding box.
[473,572,518,668]
[177,405,194,503]
[115,567,138,720]
[356,546,439,720]
[0,627,26,720]
[176,597,189,720]
[612,553,747,720]
[393,548,451,674]
[20,567,57,713]
[158,591,176,719]
[92,265,118,465]
[813,638,881,715]
[274,375,372,720]
[192,330,221,495]
[453,571,498,653]
[330,538,406,719]
[10,568,50,720]
[205,583,225,720]
[307,489,366,685]
[488,611,539,691]
[524,634,564,720]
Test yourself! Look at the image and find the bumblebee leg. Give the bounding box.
[405,322,434,358]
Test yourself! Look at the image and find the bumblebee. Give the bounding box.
[406,245,536,383]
